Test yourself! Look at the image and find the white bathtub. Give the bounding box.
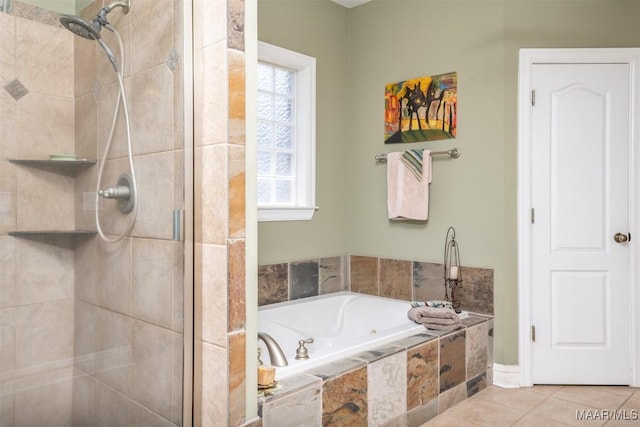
[257,292,425,379]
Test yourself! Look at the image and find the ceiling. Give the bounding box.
[331,0,372,8]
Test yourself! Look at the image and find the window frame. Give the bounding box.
[257,41,316,222]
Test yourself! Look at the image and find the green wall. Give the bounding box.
[258,0,350,263]
[258,0,640,365]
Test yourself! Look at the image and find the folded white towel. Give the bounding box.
[387,150,432,220]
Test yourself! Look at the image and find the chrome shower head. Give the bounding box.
[59,14,102,40]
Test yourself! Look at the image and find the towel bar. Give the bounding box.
[375,148,461,163]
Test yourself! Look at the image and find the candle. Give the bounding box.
[449,266,459,280]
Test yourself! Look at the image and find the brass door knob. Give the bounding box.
[614,233,630,243]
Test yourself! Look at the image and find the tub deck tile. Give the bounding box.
[258,372,321,403]
[352,344,405,363]
[304,358,367,381]
[461,315,489,328]
[391,333,437,350]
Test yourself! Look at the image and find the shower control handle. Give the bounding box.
[99,186,130,200]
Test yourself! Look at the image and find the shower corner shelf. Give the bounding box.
[8,230,97,238]
[9,158,97,174]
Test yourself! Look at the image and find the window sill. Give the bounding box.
[258,206,316,222]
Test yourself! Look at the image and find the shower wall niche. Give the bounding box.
[0,1,185,425]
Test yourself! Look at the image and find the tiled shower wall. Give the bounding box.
[0,1,185,425]
[193,0,250,425]
[0,5,77,426]
[258,255,494,315]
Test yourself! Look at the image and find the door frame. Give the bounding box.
[518,48,640,387]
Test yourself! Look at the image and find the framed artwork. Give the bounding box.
[384,72,457,144]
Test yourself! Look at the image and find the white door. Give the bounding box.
[531,63,632,384]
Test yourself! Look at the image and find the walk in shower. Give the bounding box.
[1,0,189,425]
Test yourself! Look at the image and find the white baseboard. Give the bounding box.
[492,363,521,388]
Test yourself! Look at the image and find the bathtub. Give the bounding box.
[257,292,425,379]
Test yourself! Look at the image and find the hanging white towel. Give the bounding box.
[387,149,432,220]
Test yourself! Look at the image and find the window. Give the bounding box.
[257,42,316,221]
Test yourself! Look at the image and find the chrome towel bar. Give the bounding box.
[375,148,461,163]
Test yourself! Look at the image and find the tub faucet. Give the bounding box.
[257,332,288,367]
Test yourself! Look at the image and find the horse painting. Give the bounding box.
[384,72,457,144]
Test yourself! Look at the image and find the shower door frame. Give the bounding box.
[182,0,195,425]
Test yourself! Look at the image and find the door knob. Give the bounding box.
[614,233,630,243]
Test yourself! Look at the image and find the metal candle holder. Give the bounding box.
[443,226,462,313]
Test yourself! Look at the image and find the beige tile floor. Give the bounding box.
[423,385,640,426]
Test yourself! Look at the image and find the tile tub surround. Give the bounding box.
[258,316,493,427]
[258,255,494,315]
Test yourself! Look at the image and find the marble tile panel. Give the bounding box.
[466,372,487,397]
[350,256,378,296]
[130,0,173,73]
[229,332,246,426]
[261,384,321,427]
[201,341,229,426]
[228,239,246,331]
[74,36,97,97]
[0,308,15,375]
[132,151,175,240]
[16,16,73,97]
[457,266,494,315]
[72,371,96,426]
[74,92,97,165]
[199,40,228,146]
[322,366,368,427]
[95,307,132,396]
[15,166,75,230]
[407,399,438,427]
[466,323,488,380]
[304,358,367,381]
[438,382,466,414]
[14,299,74,369]
[0,237,16,309]
[368,351,406,426]
[439,330,466,393]
[228,49,245,145]
[15,236,74,305]
[195,144,228,244]
[407,339,438,410]
[97,237,132,315]
[194,0,226,48]
[96,81,128,160]
[73,301,97,374]
[413,261,446,303]
[130,64,174,156]
[95,379,133,427]
[258,263,288,306]
[319,256,345,294]
[228,0,245,51]
[132,237,175,328]
[290,260,319,300]
[131,321,175,420]
[14,369,73,427]
[17,92,73,157]
[196,243,227,346]
[0,12,16,83]
[229,145,246,238]
[379,258,412,301]
[353,345,404,363]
